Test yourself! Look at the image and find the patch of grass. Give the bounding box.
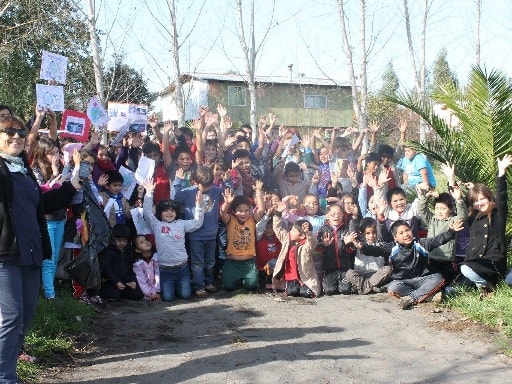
[446,283,512,355]
[17,287,96,382]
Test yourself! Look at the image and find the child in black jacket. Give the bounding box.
[350,219,464,309]
[100,224,144,301]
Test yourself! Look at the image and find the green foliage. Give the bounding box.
[390,66,512,232]
[17,291,95,382]
[447,283,512,354]
[429,48,458,95]
[0,0,96,118]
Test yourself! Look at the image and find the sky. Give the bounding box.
[88,0,512,94]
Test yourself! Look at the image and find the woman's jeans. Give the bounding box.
[0,264,41,384]
[42,219,65,299]
[460,264,487,288]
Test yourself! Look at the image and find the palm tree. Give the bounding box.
[390,66,512,190]
[390,66,512,235]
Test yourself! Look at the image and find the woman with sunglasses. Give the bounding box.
[0,115,81,383]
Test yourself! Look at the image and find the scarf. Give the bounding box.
[317,162,330,198]
[0,150,28,175]
[104,191,125,224]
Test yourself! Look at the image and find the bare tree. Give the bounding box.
[403,0,430,143]
[336,0,369,151]
[167,0,184,126]
[233,0,276,140]
[475,0,481,66]
[86,0,106,105]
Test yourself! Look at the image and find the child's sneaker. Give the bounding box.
[78,293,91,305]
[90,295,106,308]
[195,289,208,298]
[18,352,37,363]
[205,284,217,293]
[400,295,415,310]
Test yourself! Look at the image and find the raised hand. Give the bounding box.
[97,173,109,187]
[143,177,155,193]
[199,105,210,118]
[223,188,235,205]
[497,154,512,176]
[175,168,185,180]
[450,219,464,232]
[440,162,455,180]
[258,115,267,129]
[368,121,380,134]
[217,104,227,117]
[398,119,407,133]
[268,113,277,127]
[195,190,204,205]
[322,232,333,246]
[223,115,233,129]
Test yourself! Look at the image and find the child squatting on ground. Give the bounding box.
[350,219,464,309]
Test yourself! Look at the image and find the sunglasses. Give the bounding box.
[0,116,28,138]
[0,127,28,138]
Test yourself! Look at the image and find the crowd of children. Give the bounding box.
[8,103,512,313]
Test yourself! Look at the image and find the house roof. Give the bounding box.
[159,72,350,95]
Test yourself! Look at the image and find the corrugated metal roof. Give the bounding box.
[184,72,350,87]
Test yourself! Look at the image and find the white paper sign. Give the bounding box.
[119,166,137,199]
[281,134,300,158]
[87,96,110,128]
[130,207,152,235]
[108,102,148,121]
[135,156,155,185]
[40,50,68,84]
[36,84,65,111]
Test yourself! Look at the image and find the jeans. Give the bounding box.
[189,239,216,291]
[460,264,487,288]
[159,263,191,301]
[42,219,65,299]
[0,264,41,384]
[387,273,444,303]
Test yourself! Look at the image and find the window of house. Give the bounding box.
[304,95,327,109]
[228,86,247,106]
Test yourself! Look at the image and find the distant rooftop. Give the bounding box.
[189,72,350,87]
[159,72,350,95]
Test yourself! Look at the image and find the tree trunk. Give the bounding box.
[236,0,257,142]
[337,0,369,151]
[168,0,184,127]
[404,0,429,143]
[475,0,481,66]
[86,0,107,142]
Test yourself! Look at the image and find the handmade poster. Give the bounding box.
[87,96,110,128]
[108,102,148,121]
[59,110,91,142]
[118,166,137,200]
[130,207,152,235]
[36,84,65,111]
[281,134,300,158]
[135,156,155,185]
[40,50,68,84]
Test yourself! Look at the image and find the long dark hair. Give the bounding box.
[31,137,60,181]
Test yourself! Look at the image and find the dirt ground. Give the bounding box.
[39,290,511,384]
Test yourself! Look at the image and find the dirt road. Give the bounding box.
[40,291,510,384]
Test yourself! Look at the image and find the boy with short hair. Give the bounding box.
[351,219,464,309]
[100,169,132,227]
[172,166,224,297]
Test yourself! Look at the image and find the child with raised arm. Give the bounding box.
[142,178,204,301]
[272,203,321,298]
[172,166,224,298]
[132,235,160,301]
[220,181,265,291]
[416,163,467,284]
[352,219,464,309]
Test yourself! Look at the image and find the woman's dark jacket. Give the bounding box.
[0,156,77,265]
[462,175,507,283]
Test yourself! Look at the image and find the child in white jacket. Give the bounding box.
[142,178,204,301]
